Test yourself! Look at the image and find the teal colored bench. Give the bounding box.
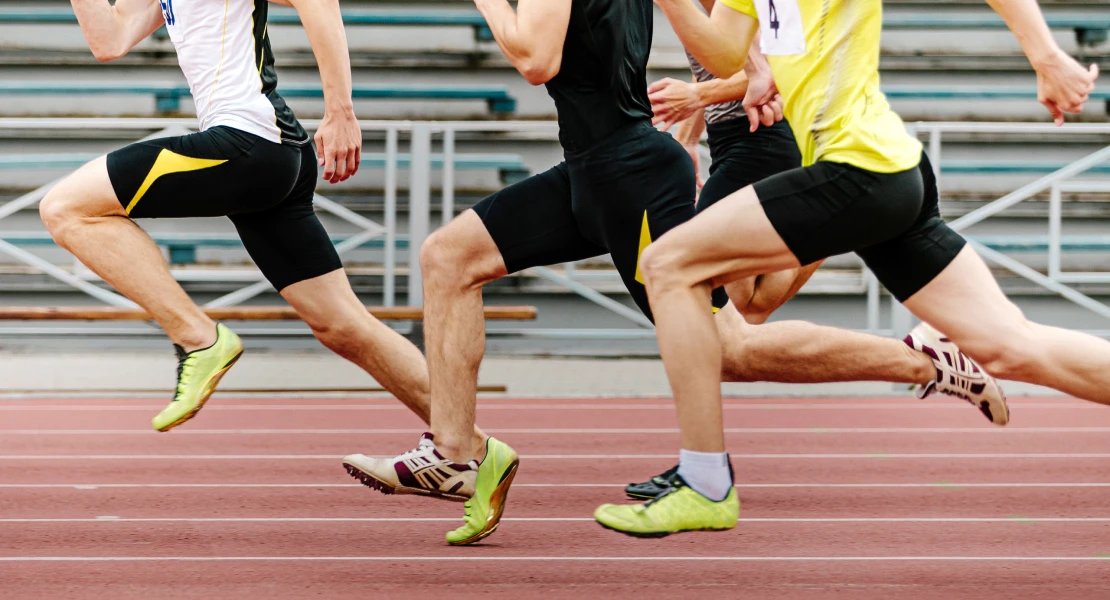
[882,14,1110,46]
[0,8,494,42]
[0,231,411,265]
[883,85,1110,114]
[0,82,517,115]
[0,152,529,184]
[971,235,1110,253]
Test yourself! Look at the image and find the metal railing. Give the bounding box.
[3,119,1110,338]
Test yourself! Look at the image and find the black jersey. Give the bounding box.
[545,0,655,152]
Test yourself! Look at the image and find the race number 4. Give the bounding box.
[755,0,805,55]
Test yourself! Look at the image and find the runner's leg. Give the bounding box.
[39,156,216,351]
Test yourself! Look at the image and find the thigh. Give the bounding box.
[901,245,1026,358]
[471,163,607,274]
[47,155,129,218]
[229,144,343,292]
[109,127,300,219]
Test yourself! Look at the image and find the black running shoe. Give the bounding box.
[625,465,679,500]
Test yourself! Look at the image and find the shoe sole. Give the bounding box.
[447,459,519,546]
[343,462,469,503]
[596,520,734,539]
[155,349,243,433]
[625,490,662,501]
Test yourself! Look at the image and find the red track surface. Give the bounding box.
[2,395,1110,598]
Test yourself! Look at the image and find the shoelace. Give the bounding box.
[172,347,194,402]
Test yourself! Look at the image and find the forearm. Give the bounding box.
[657,0,750,78]
[673,108,707,147]
[692,71,749,108]
[474,0,569,85]
[985,0,1062,67]
[287,0,353,113]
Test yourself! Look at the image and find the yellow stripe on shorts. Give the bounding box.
[126,149,228,214]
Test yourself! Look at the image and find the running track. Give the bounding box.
[1,395,1109,598]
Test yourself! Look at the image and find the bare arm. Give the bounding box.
[985,0,1098,125]
[285,0,361,183]
[473,0,572,85]
[69,0,164,62]
[655,0,757,79]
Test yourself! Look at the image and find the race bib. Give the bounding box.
[753,0,806,56]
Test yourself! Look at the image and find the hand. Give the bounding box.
[1033,50,1098,127]
[742,69,784,132]
[684,144,704,190]
[315,108,362,184]
[648,78,702,131]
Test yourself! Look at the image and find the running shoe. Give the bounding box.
[905,322,1010,426]
[445,437,519,546]
[342,433,479,502]
[596,474,739,538]
[152,323,243,432]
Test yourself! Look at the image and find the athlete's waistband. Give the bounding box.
[562,119,655,161]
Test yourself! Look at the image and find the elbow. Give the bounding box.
[91,49,123,63]
[89,42,126,63]
[518,57,561,86]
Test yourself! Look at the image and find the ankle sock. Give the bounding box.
[677,449,732,501]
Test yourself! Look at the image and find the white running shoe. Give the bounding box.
[904,322,1010,426]
[342,433,478,502]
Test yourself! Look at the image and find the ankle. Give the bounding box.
[175,322,219,353]
[434,438,475,464]
[905,345,937,384]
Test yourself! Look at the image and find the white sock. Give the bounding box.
[677,449,732,501]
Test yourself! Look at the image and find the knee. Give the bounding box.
[419,221,501,290]
[39,184,82,240]
[961,320,1040,381]
[639,241,695,295]
[716,306,755,382]
[310,321,362,359]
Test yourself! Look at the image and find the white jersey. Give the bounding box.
[158,0,307,144]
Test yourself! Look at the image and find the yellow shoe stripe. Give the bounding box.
[125,149,228,214]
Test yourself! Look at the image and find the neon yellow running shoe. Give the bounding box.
[152,323,243,432]
[445,437,519,546]
[595,477,740,538]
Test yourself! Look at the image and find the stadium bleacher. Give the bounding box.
[0,0,1107,305]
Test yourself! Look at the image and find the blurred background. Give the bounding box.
[0,0,1107,396]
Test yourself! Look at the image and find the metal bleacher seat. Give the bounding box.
[0,82,517,116]
[0,7,494,42]
[882,13,1110,46]
[883,86,1110,114]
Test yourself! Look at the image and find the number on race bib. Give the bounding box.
[753,0,805,55]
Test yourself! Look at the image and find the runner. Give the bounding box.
[41,0,486,455]
[596,0,1104,536]
[344,0,1004,546]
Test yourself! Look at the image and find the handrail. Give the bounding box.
[0,306,537,321]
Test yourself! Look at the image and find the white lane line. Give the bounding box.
[1,482,1108,490]
[4,426,1110,435]
[0,517,1107,524]
[0,556,1107,562]
[0,403,1092,411]
[3,453,1110,460]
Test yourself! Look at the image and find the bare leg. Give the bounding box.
[281,270,489,445]
[39,156,215,351]
[905,246,1110,404]
[641,188,801,452]
[715,305,934,383]
[421,211,508,463]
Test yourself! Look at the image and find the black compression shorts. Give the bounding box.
[472,120,728,321]
[105,126,343,291]
[698,117,802,212]
[754,152,966,301]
